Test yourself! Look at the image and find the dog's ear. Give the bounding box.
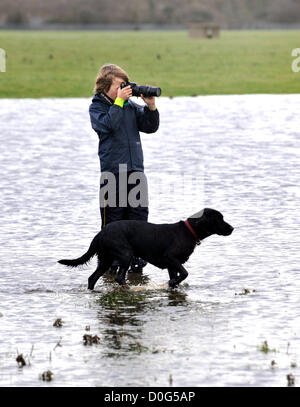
[199,208,223,220]
[188,209,214,238]
[189,209,205,220]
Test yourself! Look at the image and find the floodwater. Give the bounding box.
[0,95,299,387]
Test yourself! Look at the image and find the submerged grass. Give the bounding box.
[0,30,299,97]
[97,287,147,309]
[258,340,277,353]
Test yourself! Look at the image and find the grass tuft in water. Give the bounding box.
[16,354,26,367]
[258,340,276,353]
[235,288,256,296]
[39,370,53,381]
[53,318,63,327]
[287,374,295,387]
[128,341,149,354]
[83,334,100,345]
[96,288,146,309]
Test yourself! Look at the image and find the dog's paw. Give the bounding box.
[168,279,178,289]
[88,278,95,290]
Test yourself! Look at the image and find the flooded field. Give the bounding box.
[0,95,299,386]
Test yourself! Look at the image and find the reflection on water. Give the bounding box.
[0,95,299,386]
[95,286,189,358]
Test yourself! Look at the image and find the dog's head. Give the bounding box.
[188,208,234,238]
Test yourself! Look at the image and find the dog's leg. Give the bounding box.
[165,257,188,288]
[88,256,112,290]
[167,268,178,288]
[88,266,104,290]
[115,267,128,286]
[114,255,132,286]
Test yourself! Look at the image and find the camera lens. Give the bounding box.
[127,82,161,97]
[153,87,161,97]
[137,85,161,97]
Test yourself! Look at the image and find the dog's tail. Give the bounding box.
[58,234,99,268]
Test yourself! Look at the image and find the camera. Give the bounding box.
[121,82,161,97]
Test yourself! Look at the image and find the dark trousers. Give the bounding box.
[99,171,148,269]
[100,171,149,228]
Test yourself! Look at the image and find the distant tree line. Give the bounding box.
[1,0,300,27]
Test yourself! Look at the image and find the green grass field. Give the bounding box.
[0,30,299,97]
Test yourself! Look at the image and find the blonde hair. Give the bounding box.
[94,64,129,94]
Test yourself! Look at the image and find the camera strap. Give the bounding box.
[100,92,114,106]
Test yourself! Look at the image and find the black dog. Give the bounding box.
[58,208,233,290]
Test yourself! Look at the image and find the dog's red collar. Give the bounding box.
[184,220,201,245]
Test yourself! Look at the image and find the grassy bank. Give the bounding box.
[0,30,299,97]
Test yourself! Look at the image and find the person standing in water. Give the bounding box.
[89,64,160,273]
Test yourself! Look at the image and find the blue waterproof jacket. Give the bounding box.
[89,93,159,173]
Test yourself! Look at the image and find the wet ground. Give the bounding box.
[0,95,299,386]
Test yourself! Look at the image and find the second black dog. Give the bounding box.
[58,208,234,289]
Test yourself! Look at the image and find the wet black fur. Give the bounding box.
[58,208,234,290]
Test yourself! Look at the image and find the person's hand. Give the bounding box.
[117,85,132,101]
[141,85,156,110]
